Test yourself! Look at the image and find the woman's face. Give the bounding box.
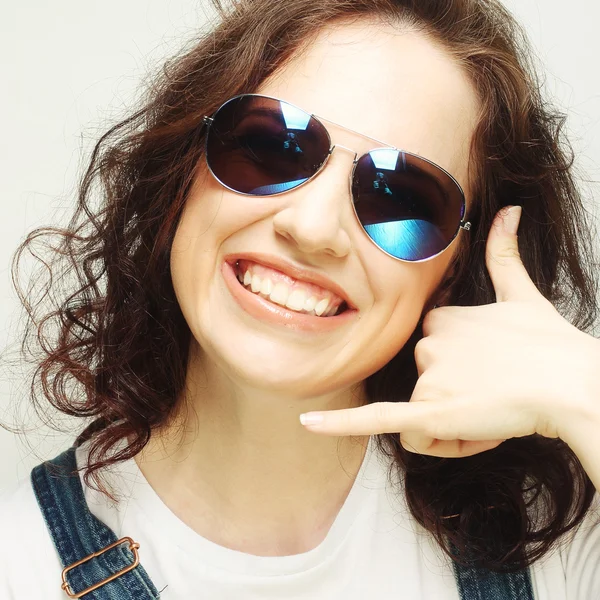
[170,20,480,398]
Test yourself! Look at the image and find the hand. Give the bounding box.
[299,206,600,458]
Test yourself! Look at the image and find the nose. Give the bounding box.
[271,146,357,259]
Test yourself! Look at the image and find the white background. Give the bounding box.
[1,1,599,492]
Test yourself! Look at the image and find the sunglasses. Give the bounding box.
[202,93,471,262]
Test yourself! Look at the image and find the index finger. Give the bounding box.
[299,401,435,436]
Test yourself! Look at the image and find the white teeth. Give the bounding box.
[286,289,307,311]
[260,278,273,295]
[269,283,290,307]
[251,274,262,293]
[303,296,318,312]
[314,298,330,317]
[237,266,342,317]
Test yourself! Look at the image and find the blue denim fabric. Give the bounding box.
[31,446,159,599]
[450,543,535,600]
[31,446,535,599]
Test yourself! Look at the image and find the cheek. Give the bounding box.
[372,256,451,312]
[170,179,242,265]
[169,217,200,328]
[169,182,277,327]
[169,186,222,323]
[366,258,454,353]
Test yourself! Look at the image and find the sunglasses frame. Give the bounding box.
[202,93,472,263]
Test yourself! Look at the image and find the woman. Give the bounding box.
[1,0,599,598]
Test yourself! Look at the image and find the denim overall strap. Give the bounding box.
[450,544,535,600]
[30,446,160,600]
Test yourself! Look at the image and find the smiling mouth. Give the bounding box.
[233,260,349,318]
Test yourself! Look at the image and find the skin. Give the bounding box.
[303,205,600,494]
[134,19,508,556]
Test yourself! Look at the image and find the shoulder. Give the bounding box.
[531,490,600,599]
[0,470,67,599]
[559,491,600,595]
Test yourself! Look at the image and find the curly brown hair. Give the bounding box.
[8,0,599,574]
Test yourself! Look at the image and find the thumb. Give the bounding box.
[486,205,540,303]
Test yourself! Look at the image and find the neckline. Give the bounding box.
[82,435,379,577]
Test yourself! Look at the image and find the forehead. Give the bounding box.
[256,20,480,203]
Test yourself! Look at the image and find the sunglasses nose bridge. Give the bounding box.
[329,144,359,163]
[326,145,360,190]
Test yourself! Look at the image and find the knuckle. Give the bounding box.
[421,309,439,335]
[414,337,434,362]
[487,245,521,264]
[427,422,452,441]
[411,370,436,397]
[400,433,423,454]
[422,408,452,440]
[374,402,393,424]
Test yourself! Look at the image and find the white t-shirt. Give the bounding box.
[1,435,599,599]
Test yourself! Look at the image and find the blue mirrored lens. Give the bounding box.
[364,220,449,262]
[250,178,309,194]
[352,149,464,261]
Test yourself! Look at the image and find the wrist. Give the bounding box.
[555,332,600,447]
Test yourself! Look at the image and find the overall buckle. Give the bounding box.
[61,536,141,598]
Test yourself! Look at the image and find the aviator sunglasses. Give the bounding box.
[202,94,471,262]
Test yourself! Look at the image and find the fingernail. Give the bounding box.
[502,205,522,235]
[300,413,324,427]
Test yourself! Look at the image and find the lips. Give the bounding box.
[223,252,355,310]
[221,260,358,333]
